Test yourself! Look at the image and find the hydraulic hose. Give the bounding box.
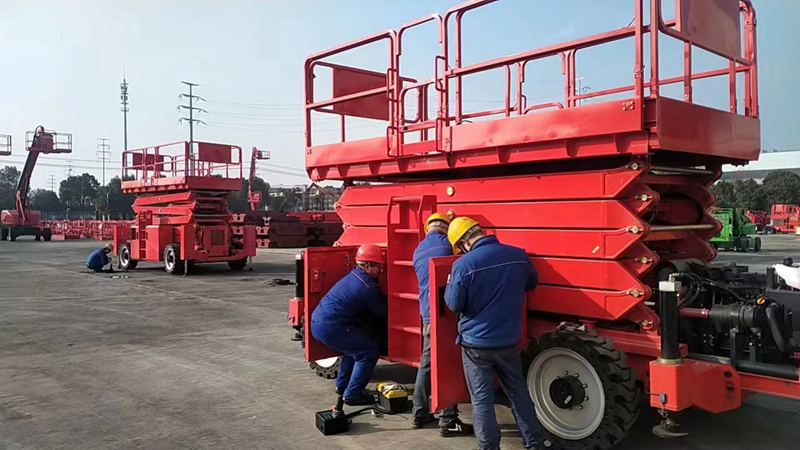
[765,303,791,353]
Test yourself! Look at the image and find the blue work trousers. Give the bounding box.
[462,345,546,450]
[310,319,380,400]
[413,323,459,425]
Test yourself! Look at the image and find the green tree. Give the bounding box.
[711,180,736,208]
[0,165,21,211]
[29,189,63,212]
[59,173,100,209]
[762,171,800,205]
[732,178,768,211]
[104,176,135,219]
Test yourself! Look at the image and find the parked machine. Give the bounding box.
[112,141,256,274]
[710,208,761,252]
[746,210,774,234]
[771,204,800,233]
[286,0,800,448]
[247,146,270,211]
[1,126,72,241]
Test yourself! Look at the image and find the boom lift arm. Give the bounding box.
[247,146,270,211]
[15,127,71,224]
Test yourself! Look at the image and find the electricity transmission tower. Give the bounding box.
[121,76,129,151]
[97,138,111,185]
[179,81,206,144]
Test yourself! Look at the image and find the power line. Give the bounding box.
[97,138,111,185]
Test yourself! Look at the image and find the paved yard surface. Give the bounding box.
[1,237,799,450]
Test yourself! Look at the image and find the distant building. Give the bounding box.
[720,150,800,183]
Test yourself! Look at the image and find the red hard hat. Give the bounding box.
[356,243,385,264]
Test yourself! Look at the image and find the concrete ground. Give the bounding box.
[1,237,800,450]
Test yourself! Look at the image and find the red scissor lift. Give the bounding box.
[290,0,800,448]
[113,141,256,275]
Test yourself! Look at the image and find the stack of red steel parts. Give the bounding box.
[230,211,342,248]
[41,220,133,240]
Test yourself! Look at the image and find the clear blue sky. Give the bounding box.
[1,0,798,190]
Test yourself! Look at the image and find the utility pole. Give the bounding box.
[120,75,129,151]
[64,161,74,179]
[48,175,56,192]
[179,81,205,144]
[97,138,111,185]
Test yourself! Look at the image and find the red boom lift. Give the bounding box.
[247,146,270,211]
[289,1,800,448]
[1,127,72,241]
[113,141,256,274]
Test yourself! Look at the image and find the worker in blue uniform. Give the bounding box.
[411,213,474,436]
[310,243,387,405]
[86,243,115,273]
[445,217,549,450]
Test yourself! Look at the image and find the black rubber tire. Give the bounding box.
[163,244,184,275]
[119,243,138,270]
[0,228,7,241]
[227,258,247,271]
[740,238,750,253]
[522,330,641,450]
[34,233,41,241]
[310,356,342,379]
[9,230,16,242]
[42,229,52,241]
[754,237,762,252]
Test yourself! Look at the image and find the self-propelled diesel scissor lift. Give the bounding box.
[288,1,800,448]
[113,141,256,275]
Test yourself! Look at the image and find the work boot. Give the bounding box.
[344,394,375,406]
[411,413,435,429]
[527,440,552,450]
[439,419,474,437]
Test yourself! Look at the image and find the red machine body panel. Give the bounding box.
[429,255,470,412]
[303,246,358,363]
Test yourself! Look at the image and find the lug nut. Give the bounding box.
[582,383,588,388]
[577,405,584,410]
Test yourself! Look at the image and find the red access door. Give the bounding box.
[303,246,359,362]
[429,255,470,412]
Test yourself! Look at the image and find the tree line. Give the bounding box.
[711,170,800,211]
[0,165,283,218]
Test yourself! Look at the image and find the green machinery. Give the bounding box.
[710,208,762,252]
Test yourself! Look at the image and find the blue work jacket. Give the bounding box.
[86,248,109,271]
[444,235,538,348]
[413,231,453,324]
[311,266,387,327]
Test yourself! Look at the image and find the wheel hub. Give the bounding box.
[527,347,606,440]
[549,374,586,410]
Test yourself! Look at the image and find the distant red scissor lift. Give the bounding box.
[113,141,256,274]
[288,1,800,448]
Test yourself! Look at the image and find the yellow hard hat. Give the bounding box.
[447,216,479,253]
[104,243,114,252]
[424,212,450,233]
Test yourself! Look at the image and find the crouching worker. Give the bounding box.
[311,243,387,405]
[445,217,549,450]
[86,243,115,273]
